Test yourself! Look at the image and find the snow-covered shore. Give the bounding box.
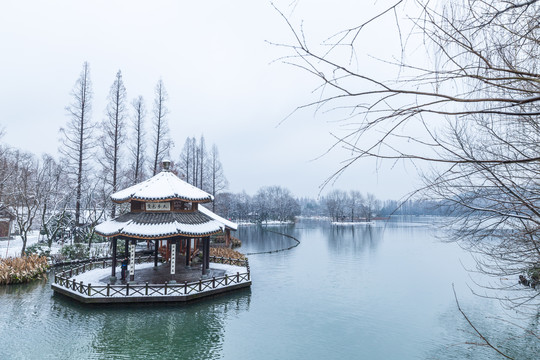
[0,231,110,259]
[0,231,41,258]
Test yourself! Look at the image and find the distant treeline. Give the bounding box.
[214,187,449,223]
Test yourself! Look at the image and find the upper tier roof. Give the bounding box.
[111,171,214,203]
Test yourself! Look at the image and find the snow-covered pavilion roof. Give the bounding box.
[95,212,223,239]
[199,205,238,231]
[111,171,213,203]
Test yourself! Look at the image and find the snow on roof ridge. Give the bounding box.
[111,170,213,203]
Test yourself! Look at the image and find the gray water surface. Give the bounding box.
[1,218,538,359]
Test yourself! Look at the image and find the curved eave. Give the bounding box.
[112,196,213,204]
[96,229,223,240]
[198,205,238,231]
[94,211,224,240]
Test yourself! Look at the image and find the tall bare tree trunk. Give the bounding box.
[130,96,146,184]
[60,62,93,228]
[100,70,127,218]
[151,79,172,175]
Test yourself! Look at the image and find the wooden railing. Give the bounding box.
[53,256,250,299]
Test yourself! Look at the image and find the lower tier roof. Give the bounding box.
[95,211,224,239]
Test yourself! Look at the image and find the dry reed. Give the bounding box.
[210,247,246,260]
[0,255,49,285]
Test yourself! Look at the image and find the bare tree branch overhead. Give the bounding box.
[278,0,540,309]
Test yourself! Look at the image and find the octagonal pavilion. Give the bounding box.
[95,160,237,282]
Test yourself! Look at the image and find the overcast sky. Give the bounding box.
[0,0,420,200]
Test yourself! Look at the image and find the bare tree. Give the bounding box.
[362,193,380,222]
[279,1,540,308]
[348,190,364,222]
[198,135,206,189]
[38,155,71,248]
[0,144,15,204]
[150,79,172,175]
[60,61,94,226]
[208,144,228,211]
[6,151,43,255]
[254,186,300,223]
[324,190,348,222]
[129,95,147,184]
[178,137,194,183]
[178,136,224,195]
[78,176,108,249]
[192,137,199,186]
[100,70,127,218]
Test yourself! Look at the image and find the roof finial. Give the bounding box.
[162,159,171,171]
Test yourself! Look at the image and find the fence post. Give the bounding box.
[126,283,130,296]
[88,284,92,296]
[107,284,110,297]
[145,282,149,296]
[165,281,168,295]
[72,279,76,290]
[237,272,240,282]
[212,277,216,288]
[80,281,83,294]
[83,264,86,272]
[225,275,228,286]
[198,280,202,292]
[69,269,72,277]
[184,281,187,295]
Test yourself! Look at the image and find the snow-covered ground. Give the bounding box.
[0,231,111,259]
[70,261,157,284]
[332,221,376,226]
[0,231,42,258]
[68,261,246,286]
[237,220,295,226]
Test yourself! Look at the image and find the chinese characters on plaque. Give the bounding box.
[146,202,171,211]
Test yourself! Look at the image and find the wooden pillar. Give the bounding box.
[206,237,210,270]
[225,229,231,247]
[202,237,209,276]
[201,237,206,275]
[154,239,158,267]
[111,237,117,278]
[185,238,191,267]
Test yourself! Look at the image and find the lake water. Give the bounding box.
[1,218,539,359]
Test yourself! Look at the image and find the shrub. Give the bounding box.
[60,243,89,260]
[25,244,51,257]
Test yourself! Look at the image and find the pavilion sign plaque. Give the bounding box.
[146,202,171,211]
